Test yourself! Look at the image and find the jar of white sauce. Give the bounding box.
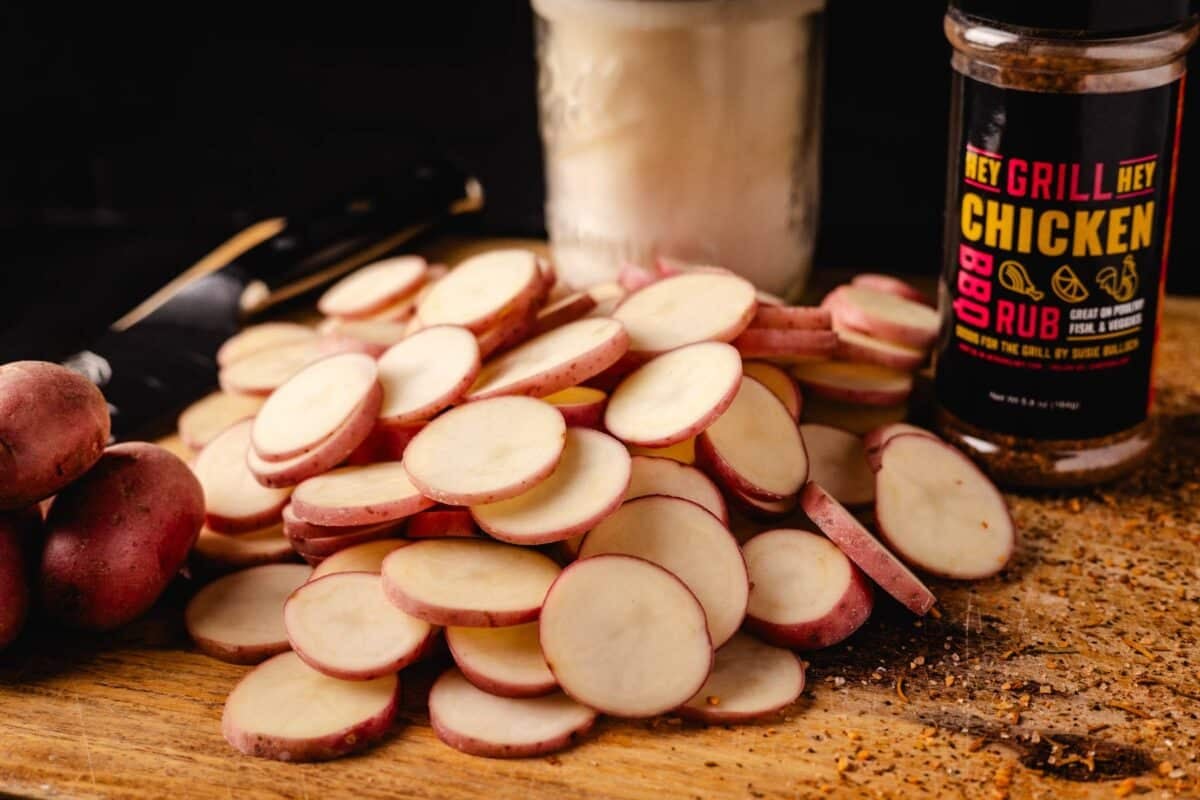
[532,0,827,296]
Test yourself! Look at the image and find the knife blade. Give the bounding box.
[61,157,483,442]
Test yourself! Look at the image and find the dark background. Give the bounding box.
[3,2,1198,362]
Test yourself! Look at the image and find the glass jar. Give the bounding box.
[532,0,826,296]
[935,1,1199,488]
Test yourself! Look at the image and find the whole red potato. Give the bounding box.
[0,361,110,510]
[40,442,204,631]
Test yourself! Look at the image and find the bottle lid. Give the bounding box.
[949,0,1195,37]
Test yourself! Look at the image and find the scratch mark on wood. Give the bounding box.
[74,696,97,789]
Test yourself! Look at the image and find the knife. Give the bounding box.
[59,157,484,442]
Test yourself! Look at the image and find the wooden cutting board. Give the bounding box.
[1,240,1197,799]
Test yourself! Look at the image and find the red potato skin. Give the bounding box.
[222,654,401,762]
[800,481,937,615]
[0,508,41,650]
[750,306,832,331]
[676,654,806,723]
[430,708,595,760]
[285,576,440,680]
[863,424,938,471]
[731,328,838,361]
[0,362,111,510]
[695,417,810,503]
[281,503,404,542]
[550,396,607,429]
[825,288,939,350]
[406,508,480,539]
[290,483,435,528]
[850,273,933,306]
[532,292,597,336]
[726,487,798,521]
[744,559,875,651]
[39,442,204,631]
[476,307,538,360]
[468,324,632,403]
[287,525,403,559]
[446,639,558,699]
[833,330,926,372]
[191,629,292,665]
[248,388,382,488]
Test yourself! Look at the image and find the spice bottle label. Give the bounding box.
[936,74,1184,440]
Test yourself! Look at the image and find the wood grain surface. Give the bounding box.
[1,246,1197,800]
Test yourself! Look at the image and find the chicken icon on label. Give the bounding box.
[998,260,1045,301]
[1050,265,1089,303]
[1096,256,1139,302]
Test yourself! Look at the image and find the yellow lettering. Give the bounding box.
[961,193,984,242]
[964,151,978,180]
[1131,202,1154,250]
[1017,206,1034,253]
[1116,166,1133,193]
[1038,210,1069,256]
[1106,207,1130,254]
[985,200,1013,250]
[1072,210,1105,257]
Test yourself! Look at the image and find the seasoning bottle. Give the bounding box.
[935,1,1199,488]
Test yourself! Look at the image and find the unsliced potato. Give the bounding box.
[40,442,204,630]
[0,361,110,510]
[0,508,41,650]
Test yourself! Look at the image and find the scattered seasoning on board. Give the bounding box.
[935,1,1200,488]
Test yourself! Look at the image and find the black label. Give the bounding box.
[936,73,1184,440]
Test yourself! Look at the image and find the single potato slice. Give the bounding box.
[466,318,630,402]
[579,496,748,648]
[742,361,802,420]
[446,622,557,698]
[863,423,938,471]
[731,328,838,362]
[800,424,875,507]
[317,255,427,319]
[222,651,398,762]
[191,421,293,533]
[177,392,265,451]
[192,524,296,573]
[185,563,311,664]
[625,455,728,524]
[834,326,927,372]
[697,376,809,501]
[381,539,561,627]
[471,428,631,545]
[403,396,567,506]
[428,667,595,759]
[628,437,696,464]
[218,340,325,397]
[376,325,481,425]
[308,539,408,581]
[875,435,1016,580]
[826,285,940,349]
[418,249,542,332]
[680,633,805,723]
[285,572,435,680]
[246,391,380,488]
[291,462,435,527]
[533,291,597,335]
[540,555,713,718]
[605,342,743,448]
[742,528,874,650]
[251,353,380,462]
[791,361,914,407]
[613,272,757,355]
[800,482,937,615]
[217,322,317,367]
[750,305,832,331]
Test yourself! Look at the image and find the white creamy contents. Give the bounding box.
[534,0,825,294]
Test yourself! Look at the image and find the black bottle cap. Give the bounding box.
[949,0,1195,37]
